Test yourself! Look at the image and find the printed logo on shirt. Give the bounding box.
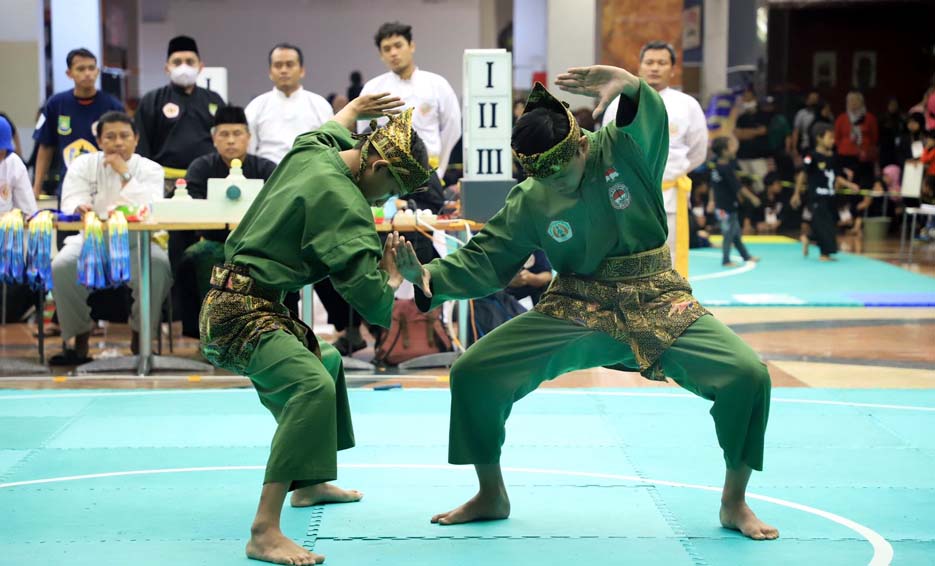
[818,162,826,170]
[62,139,97,167]
[608,183,631,210]
[163,102,180,119]
[803,155,812,165]
[57,115,72,136]
[208,103,218,116]
[547,220,573,243]
[419,102,433,116]
[604,167,619,183]
[0,183,9,201]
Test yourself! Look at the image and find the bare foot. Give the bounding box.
[722,262,738,268]
[720,500,779,540]
[246,525,324,565]
[291,482,362,508]
[431,491,510,525]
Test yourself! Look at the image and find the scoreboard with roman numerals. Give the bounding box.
[461,49,516,220]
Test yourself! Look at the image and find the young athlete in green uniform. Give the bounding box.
[200,94,433,565]
[396,65,779,541]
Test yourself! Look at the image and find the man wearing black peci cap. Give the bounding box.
[134,35,225,194]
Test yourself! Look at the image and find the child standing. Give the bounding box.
[793,123,859,261]
[708,136,760,267]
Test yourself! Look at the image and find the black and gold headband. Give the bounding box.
[512,82,581,178]
[358,108,433,196]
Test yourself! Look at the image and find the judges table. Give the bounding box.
[56,221,223,376]
[56,219,482,375]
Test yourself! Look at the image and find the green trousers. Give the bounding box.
[448,312,770,471]
[244,330,355,489]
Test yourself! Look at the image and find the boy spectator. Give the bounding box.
[32,48,124,197]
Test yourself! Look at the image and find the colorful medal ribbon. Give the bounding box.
[0,209,26,284]
[107,210,131,285]
[26,210,54,292]
[78,213,109,289]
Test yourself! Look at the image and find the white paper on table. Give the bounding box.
[395,280,415,300]
[433,229,450,258]
[902,161,924,198]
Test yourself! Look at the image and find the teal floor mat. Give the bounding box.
[1,388,932,565]
[688,244,935,306]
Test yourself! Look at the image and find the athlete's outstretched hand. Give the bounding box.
[395,237,432,298]
[379,232,404,290]
[555,65,638,119]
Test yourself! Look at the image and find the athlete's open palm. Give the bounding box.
[555,65,632,119]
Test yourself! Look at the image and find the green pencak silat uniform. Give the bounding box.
[199,121,396,489]
[416,80,771,471]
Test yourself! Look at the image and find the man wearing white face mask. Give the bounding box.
[134,35,225,194]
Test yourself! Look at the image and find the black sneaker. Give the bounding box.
[332,335,367,356]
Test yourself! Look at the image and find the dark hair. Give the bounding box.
[908,112,925,126]
[813,123,833,140]
[350,71,362,84]
[66,48,96,69]
[763,172,780,187]
[511,107,570,156]
[95,111,136,137]
[375,22,413,49]
[739,175,754,188]
[639,41,676,66]
[711,136,731,157]
[268,43,303,67]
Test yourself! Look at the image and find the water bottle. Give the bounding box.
[174,178,193,200]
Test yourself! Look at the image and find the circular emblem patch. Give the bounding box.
[608,183,631,210]
[547,220,573,243]
[162,102,180,119]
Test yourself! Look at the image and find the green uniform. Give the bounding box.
[200,121,395,489]
[417,81,771,471]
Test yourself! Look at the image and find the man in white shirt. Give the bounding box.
[601,41,708,276]
[51,111,171,364]
[0,116,37,216]
[358,22,461,180]
[245,43,334,164]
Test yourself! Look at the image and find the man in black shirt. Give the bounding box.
[734,87,771,194]
[175,106,278,337]
[792,124,859,261]
[134,35,225,194]
[708,137,759,267]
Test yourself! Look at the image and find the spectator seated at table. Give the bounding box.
[175,106,278,338]
[50,111,171,365]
